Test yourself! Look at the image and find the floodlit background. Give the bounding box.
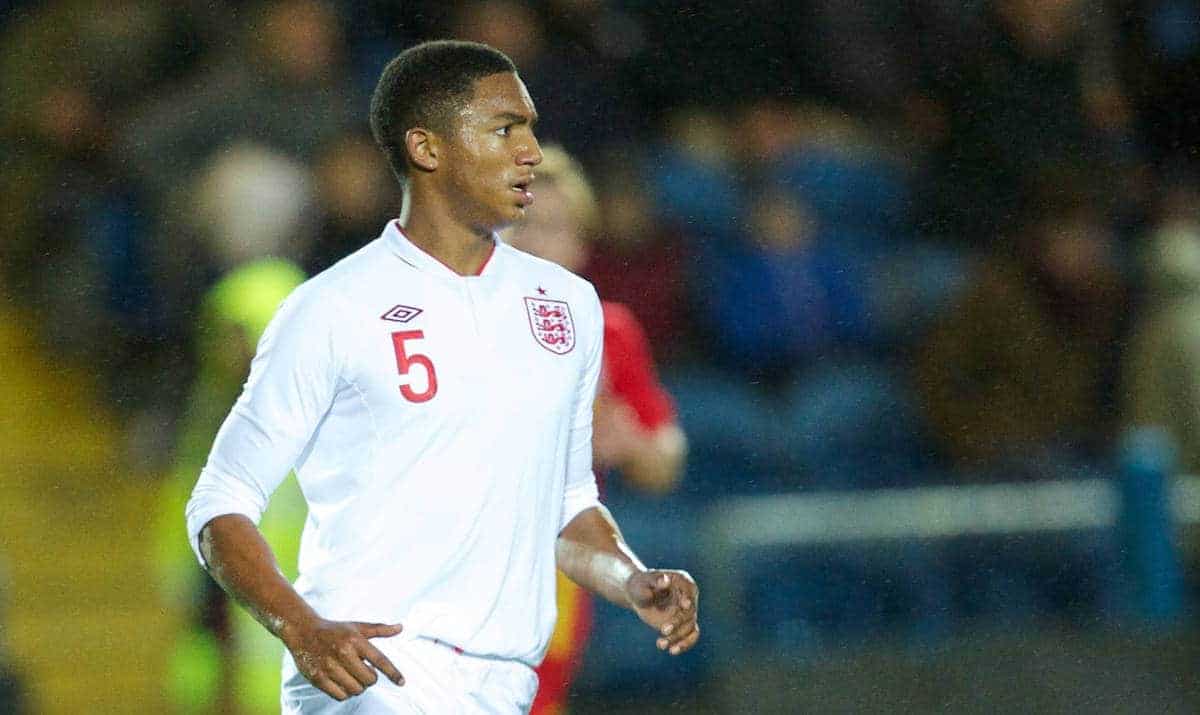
[2,0,1200,712]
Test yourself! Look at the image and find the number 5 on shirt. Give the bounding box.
[391,330,438,403]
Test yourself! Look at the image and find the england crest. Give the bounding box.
[524,297,575,354]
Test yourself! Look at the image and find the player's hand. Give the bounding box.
[281,618,405,701]
[625,570,699,656]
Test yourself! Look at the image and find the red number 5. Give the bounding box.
[391,330,438,403]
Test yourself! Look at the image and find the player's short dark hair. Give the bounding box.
[369,40,517,184]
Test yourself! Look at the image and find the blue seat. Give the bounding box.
[779,361,933,491]
[741,541,952,652]
[943,528,1120,624]
[661,366,795,497]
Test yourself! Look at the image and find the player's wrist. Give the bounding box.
[277,610,324,647]
[620,564,652,608]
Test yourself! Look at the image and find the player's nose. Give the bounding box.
[518,136,543,167]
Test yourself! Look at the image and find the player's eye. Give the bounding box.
[496,124,512,137]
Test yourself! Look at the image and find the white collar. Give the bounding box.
[383,220,499,279]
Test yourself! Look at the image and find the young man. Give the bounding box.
[505,146,689,713]
[184,40,699,714]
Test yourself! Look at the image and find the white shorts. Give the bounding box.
[280,632,538,714]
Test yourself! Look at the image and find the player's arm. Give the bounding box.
[197,515,404,699]
[556,288,698,655]
[556,506,699,656]
[184,287,402,701]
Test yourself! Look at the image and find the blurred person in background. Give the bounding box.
[582,152,693,361]
[912,0,1132,241]
[156,141,315,713]
[648,106,739,236]
[446,0,634,160]
[0,0,220,278]
[0,0,365,465]
[697,185,872,383]
[1122,177,1200,473]
[505,145,688,712]
[0,0,215,430]
[189,142,318,270]
[0,75,159,398]
[914,179,1128,477]
[121,0,359,203]
[1117,0,1200,174]
[305,133,400,274]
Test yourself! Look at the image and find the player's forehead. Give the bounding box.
[457,72,538,126]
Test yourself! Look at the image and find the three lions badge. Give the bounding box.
[524,297,575,354]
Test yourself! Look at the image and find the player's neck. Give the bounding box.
[400,191,496,276]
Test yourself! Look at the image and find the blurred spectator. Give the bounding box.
[191,142,317,271]
[1122,180,1200,472]
[799,0,918,117]
[1117,0,1200,172]
[111,141,320,439]
[0,0,231,425]
[583,153,693,361]
[152,140,317,359]
[2,80,151,341]
[120,0,359,201]
[914,184,1127,474]
[305,133,399,274]
[0,1,219,135]
[149,121,389,715]
[914,0,1132,240]
[766,103,913,242]
[0,76,165,434]
[648,106,739,233]
[447,0,635,158]
[695,186,872,382]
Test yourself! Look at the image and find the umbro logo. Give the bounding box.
[381,304,423,323]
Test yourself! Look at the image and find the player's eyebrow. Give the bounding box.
[493,111,539,127]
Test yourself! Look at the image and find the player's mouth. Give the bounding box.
[511,177,534,206]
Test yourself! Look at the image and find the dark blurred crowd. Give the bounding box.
[3,0,1200,493]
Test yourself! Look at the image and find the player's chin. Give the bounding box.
[482,205,525,233]
[502,203,529,223]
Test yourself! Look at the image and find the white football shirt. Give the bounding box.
[185,220,603,667]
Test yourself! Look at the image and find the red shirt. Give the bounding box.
[586,231,689,360]
[600,301,676,432]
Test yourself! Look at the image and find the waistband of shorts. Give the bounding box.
[431,638,465,655]
[422,637,537,669]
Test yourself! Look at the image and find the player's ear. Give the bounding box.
[405,127,439,172]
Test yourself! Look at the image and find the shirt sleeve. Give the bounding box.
[559,285,604,532]
[184,283,344,566]
[601,302,676,431]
